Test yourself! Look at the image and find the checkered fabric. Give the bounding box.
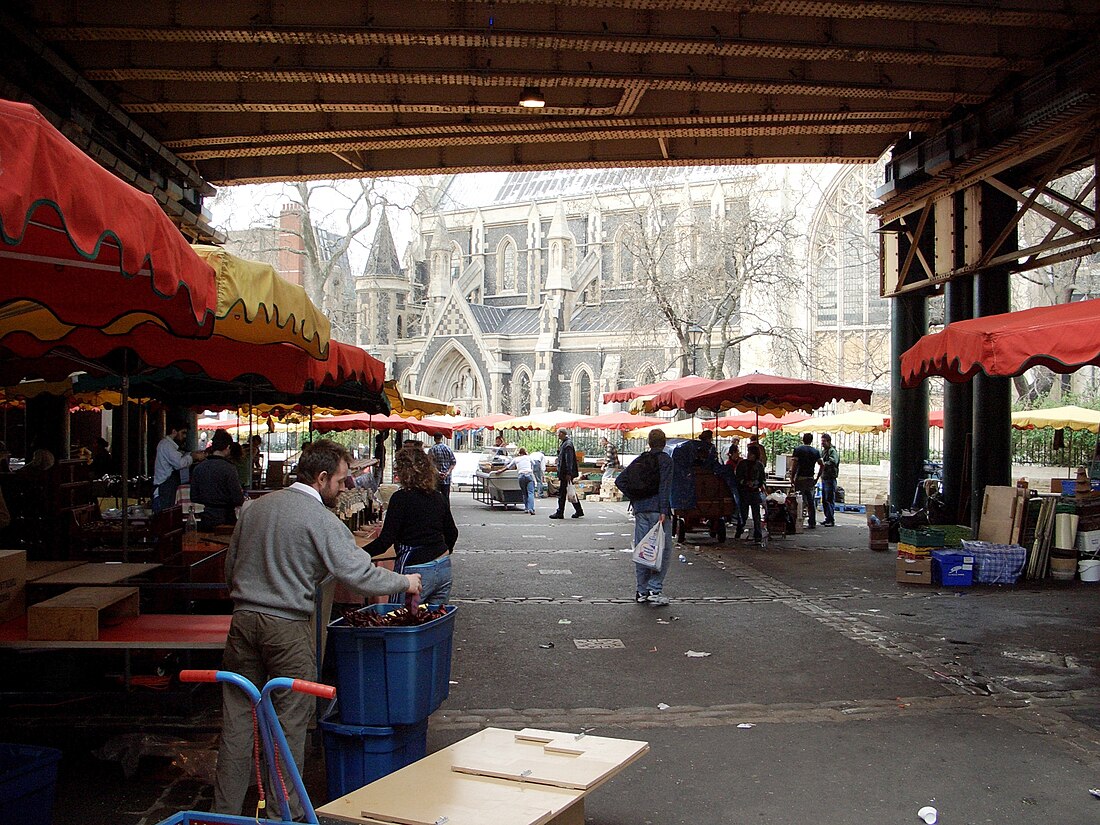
[960,540,1026,584]
[429,442,457,475]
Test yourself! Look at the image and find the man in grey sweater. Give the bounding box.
[214,439,421,818]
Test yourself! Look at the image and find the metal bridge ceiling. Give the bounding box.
[10,0,1100,185]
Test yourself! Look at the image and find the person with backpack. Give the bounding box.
[619,428,673,606]
[734,443,767,543]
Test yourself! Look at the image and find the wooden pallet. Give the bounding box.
[26,586,139,641]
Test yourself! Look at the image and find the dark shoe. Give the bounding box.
[807,524,816,529]
[549,513,564,519]
[822,520,835,526]
[571,511,584,519]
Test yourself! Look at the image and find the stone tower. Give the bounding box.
[532,199,575,411]
[356,210,409,367]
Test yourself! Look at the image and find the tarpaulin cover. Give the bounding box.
[900,298,1100,387]
[0,99,216,335]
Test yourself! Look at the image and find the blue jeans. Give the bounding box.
[633,511,673,596]
[518,472,535,512]
[821,477,836,523]
[398,554,453,605]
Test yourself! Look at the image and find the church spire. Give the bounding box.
[364,210,401,277]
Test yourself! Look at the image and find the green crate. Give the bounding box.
[899,527,945,548]
[940,525,973,548]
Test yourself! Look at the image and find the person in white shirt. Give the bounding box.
[494,447,537,514]
[153,420,205,512]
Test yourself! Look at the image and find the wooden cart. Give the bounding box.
[672,468,736,544]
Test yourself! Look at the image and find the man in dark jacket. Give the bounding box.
[549,428,583,519]
[190,429,246,530]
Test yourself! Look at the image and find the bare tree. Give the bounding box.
[614,174,808,378]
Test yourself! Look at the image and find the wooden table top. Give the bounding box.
[0,613,231,649]
[30,562,162,586]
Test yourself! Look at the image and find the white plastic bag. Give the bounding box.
[566,482,579,503]
[632,521,665,570]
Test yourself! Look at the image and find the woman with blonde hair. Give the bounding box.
[364,447,458,603]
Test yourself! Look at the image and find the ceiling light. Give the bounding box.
[519,87,545,108]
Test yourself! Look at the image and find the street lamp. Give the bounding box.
[687,322,705,376]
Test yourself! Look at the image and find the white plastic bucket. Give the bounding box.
[1078,559,1100,582]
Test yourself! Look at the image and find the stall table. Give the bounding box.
[473,469,525,508]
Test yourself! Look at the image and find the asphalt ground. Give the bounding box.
[4,492,1100,824]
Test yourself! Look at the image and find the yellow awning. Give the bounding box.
[192,244,331,359]
[624,417,753,440]
[1011,405,1100,433]
[383,382,455,418]
[495,410,580,432]
[782,410,889,434]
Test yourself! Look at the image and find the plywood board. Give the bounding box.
[26,586,139,641]
[32,562,160,585]
[316,747,583,825]
[978,486,1017,544]
[450,728,649,790]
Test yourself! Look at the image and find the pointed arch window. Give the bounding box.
[449,245,462,282]
[513,369,532,416]
[572,367,594,415]
[614,224,638,284]
[637,365,657,387]
[499,238,518,292]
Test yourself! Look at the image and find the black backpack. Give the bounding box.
[615,451,661,500]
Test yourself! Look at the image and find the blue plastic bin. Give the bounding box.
[327,604,456,726]
[319,706,428,799]
[931,550,974,586]
[0,743,62,825]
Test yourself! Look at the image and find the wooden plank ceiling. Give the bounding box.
[12,0,1099,185]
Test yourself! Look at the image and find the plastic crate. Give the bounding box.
[0,743,62,825]
[899,527,945,548]
[327,604,457,726]
[931,550,974,586]
[319,706,428,799]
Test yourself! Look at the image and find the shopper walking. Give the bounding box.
[631,428,674,606]
[549,428,583,519]
[428,433,457,501]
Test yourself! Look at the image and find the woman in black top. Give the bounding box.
[364,448,458,604]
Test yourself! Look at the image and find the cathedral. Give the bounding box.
[357,166,891,416]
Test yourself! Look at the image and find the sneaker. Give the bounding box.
[647,592,670,606]
[822,520,835,526]
[549,513,564,519]
[635,591,649,603]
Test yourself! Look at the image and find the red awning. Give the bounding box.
[0,100,217,335]
[0,324,384,395]
[450,413,513,431]
[313,413,454,436]
[602,375,714,404]
[712,411,811,431]
[559,411,666,431]
[648,372,872,415]
[900,298,1100,387]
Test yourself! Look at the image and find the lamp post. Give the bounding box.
[687,322,705,377]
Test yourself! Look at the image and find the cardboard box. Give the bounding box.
[0,549,27,622]
[896,557,932,585]
[1077,530,1100,555]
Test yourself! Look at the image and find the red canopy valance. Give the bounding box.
[0,100,217,336]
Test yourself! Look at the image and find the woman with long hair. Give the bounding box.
[363,447,458,603]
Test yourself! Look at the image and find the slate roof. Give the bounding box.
[569,301,634,333]
[468,303,541,335]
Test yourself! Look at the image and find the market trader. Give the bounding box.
[214,439,421,819]
[153,419,204,512]
[790,433,824,529]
